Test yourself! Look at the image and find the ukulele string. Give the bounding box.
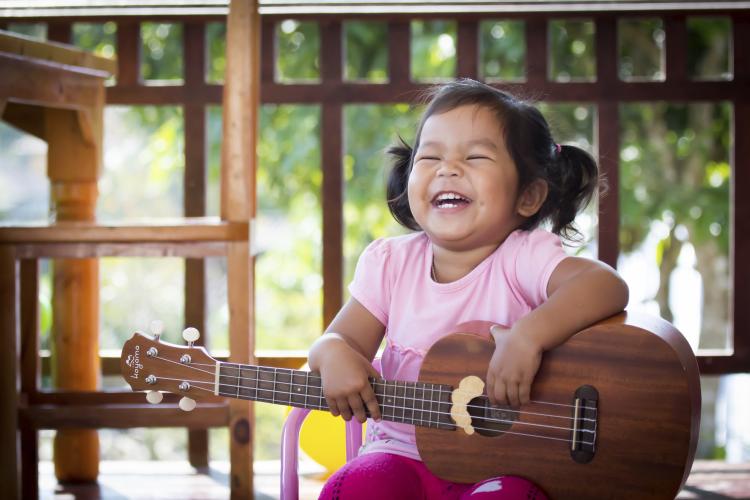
[151,368,594,438]
[212,361,598,413]
[154,376,595,445]
[152,357,596,425]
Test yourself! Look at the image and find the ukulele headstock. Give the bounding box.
[120,321,218,411]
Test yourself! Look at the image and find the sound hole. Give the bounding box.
[468,397,517,437]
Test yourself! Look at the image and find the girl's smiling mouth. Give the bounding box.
[432,191,472,209]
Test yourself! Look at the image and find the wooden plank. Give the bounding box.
[665,14,687,83]
[457,19,478,79]
[20,404,230,429]
[732,15,750,371]
[525,17,547,87]
[0,29,116,74]
[387,21,410,84]
[19,419,38,500]
[221,0,259,222]
[27,390,225,406]
[595,16,620,269]
[115,21,139,86]
[0,246,20,500]
[227,240,254,500]
[20,259,39,395]
[46,21,71,44]
[322,102,343,329]
[12,241,229,259]
[0,219,248,244]
[261,18,275,83]
[39,351,307,378]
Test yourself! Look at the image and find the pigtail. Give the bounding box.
[386,136,421,230]
[541,144,600,240]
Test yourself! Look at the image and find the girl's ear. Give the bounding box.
[516,179,548,217]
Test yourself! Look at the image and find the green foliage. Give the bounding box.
[345,21,388,82]
[549,20,596,82]
[73,22,116,58]
[276,20,320,82]
[206,22,227,83]
[411,20,456,81]
[480,20,525,81]
[141,22,184,82]
[687,17,732,80]
[619,18,665,81]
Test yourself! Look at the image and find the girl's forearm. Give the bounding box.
[514,267,629,351]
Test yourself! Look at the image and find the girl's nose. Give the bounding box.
[436,159,461,177]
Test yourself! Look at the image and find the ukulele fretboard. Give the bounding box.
[217,363,454,430]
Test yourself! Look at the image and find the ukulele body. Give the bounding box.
[416,312,700,500]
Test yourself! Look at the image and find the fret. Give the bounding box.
[252,366,259,401]
[289,370,307,407]
[274,367,293,406]
[419,382,425,427]
[235,365,241,398]
[405,382,415,424]
[271,367,277,404]
[429,383,436,428]
[304,372,309,409]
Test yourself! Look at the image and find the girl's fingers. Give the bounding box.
[519,378,532,406]
[347,394,367,423]
[326,396,340,417]
[505,381,520,408]
[493,380,508,407]
[361,388,381,421]
[336,397,353,421]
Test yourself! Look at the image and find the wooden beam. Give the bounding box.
[0,29,116,75]
[0,246,20,500]
[0,219,248,244]
[11,242,229,259]
[20,404,230,429]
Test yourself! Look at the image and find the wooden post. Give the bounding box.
[0,246,20,499]
[46,104,103,482]
[222,0,259,498]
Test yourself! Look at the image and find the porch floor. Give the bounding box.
[39,459,750,499]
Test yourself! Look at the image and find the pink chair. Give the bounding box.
[280,360,380,500]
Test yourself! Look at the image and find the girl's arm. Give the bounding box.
[308,297,386,422]
[486,256,629,407]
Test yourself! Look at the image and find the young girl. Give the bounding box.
[307,79,629,499]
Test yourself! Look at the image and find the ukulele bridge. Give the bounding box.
[570,385,598,464]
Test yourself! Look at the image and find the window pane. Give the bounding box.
[537,102,598,257]
[206,21,227,84]
[140,22,184,83]
[344,21,388,83]
[618,18,665,81]
[480,20,525,82]
[687,17,732,81]
[100,106,184,219]
[0,121,48,221]
[411,20,456,82]
[73,22,116,58]
[619,102,731,351]
[343,104,420,288]
[276,20,320,83]
[7,23,47,40]
[549,19,596,82]
[256,105,322,350]
[100,257,184,350]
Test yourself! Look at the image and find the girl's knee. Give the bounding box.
[318,453,424,500]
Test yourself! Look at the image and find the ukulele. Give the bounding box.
[121,311,700,500]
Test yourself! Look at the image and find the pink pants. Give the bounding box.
[318,452,548,500]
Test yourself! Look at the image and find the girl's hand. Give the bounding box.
[485,325,543,407]
[318,338,382,423]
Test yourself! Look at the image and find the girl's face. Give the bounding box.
[407,104,529,252]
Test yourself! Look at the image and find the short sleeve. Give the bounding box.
[347,239,391,326]
[511,229,568,307]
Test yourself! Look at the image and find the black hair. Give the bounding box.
[386,78,601,241]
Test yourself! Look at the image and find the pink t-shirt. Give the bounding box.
[348,228,568,461]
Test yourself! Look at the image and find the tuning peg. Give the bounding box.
[182,327,200,347]
[179,397,196,412]
[146,390,163,404]
[150,320,164,340]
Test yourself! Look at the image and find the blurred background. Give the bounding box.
[0,5,746,489]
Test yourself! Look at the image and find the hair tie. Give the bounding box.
[555,143,562,154]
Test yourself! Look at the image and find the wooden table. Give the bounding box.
[0,29,115,498]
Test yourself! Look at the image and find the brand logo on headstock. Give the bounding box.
[126,345,143,379]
